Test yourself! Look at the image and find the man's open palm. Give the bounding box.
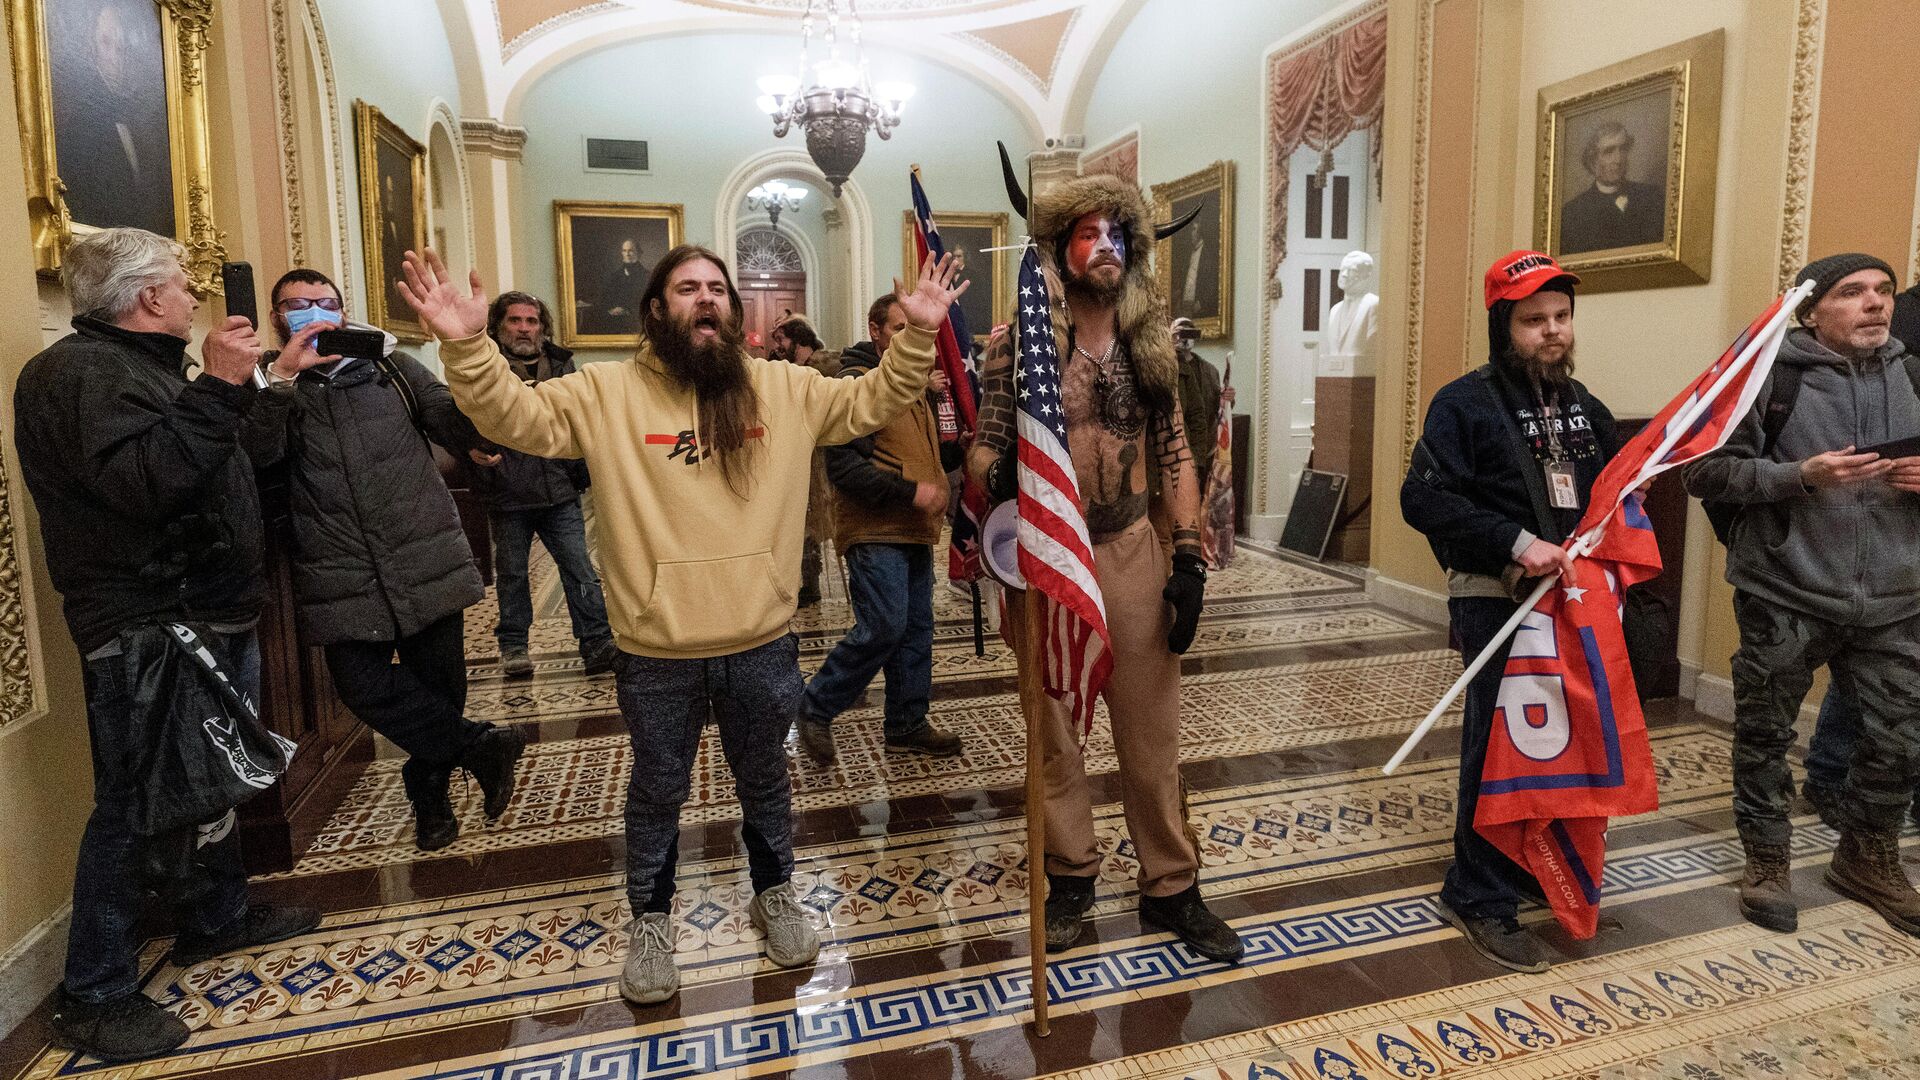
[397,248,488,342]
[895,251,970,332]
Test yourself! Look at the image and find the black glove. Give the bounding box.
[986,446,1018,502]
[1163,551,1206,654]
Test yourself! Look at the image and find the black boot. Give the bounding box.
[461,725,526,821]
[401,757,459,851]
[50,990,189,1063]
[1044,874,1096,952]
[171,904,323,967]
[1140,884,1244,964]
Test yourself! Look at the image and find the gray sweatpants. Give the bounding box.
[1730,590,1920,846]
[614,634,802,914]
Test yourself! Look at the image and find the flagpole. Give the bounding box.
[1015,589,1052,1036]
[1380,285,1808,776]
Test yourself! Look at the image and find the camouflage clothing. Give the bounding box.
[1730,589,1920,846]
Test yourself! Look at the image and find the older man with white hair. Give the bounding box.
[14,228,319,1062]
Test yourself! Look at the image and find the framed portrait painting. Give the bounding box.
[10,0,225,291]
[354,101,427,341]
[555,200,683,349]
[1153,160,1235,339]
[902,210,1009,350]
[1535,30,1723,292]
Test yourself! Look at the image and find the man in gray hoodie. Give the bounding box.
[1683,252,1920,939]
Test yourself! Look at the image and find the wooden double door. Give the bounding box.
[738,272,807,356]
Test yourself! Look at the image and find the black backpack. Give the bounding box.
[1703,356,1920,543]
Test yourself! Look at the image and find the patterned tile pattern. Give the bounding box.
[285,650,1472,875]
[9,731,1741,1078]
[1034,903,1920,1080]
[392,829,1913,1080]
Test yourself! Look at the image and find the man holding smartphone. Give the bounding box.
[247,269,525,853]
[1684,253,1920,938]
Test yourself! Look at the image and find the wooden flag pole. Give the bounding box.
[1015,588,1052,1036]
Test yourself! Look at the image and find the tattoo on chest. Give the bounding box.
[1084,440,1148,535]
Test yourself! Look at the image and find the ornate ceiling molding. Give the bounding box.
[461,118,530,159]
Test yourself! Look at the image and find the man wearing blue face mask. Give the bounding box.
[246,268,525,853]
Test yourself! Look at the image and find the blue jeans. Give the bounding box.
[1440,597,1547,922]
[1805,679,1920,803]
[490,500,612,653]
[802,543,934,739]
[65,629,256,1003]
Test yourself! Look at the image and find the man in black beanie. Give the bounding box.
[1685,252,1920,939]
[1401,250,1620,973]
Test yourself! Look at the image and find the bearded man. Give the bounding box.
[399,244,967,1006]
[968,164,1243,964]
[1401,250,1620,974]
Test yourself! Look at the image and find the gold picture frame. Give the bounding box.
[354,100,428,341]
[9,0,225,293]
[555,200,684,349]
[1153,160,1235,339]
[1534,29,1723,293]
[900,210,1009,347]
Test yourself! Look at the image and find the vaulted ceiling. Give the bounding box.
[442,0,1144,139]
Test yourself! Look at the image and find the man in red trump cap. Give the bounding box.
[1399,250,1621,973]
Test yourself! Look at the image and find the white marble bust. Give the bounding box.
[1324,251,1379,376]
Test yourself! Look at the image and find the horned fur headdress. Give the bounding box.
[997,142,1202,417]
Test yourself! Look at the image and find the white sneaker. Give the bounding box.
[619,912,679,1005]
[749,882,821,968]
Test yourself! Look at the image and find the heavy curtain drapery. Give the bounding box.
[1266,8,1386,291]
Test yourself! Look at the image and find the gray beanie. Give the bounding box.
[1795,252,1897,322]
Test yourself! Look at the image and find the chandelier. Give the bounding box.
[746,180,807,228]
[755,0,913,197]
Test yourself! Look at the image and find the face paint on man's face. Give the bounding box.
[1066,213,1126,281]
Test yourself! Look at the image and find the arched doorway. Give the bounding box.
[735,227,807,358]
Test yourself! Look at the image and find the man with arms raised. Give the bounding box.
[397,244,965,1004]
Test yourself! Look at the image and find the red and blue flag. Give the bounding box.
[910,168,989,583]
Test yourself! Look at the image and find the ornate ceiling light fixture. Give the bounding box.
[755,0,913,197]
[746,179,807,228]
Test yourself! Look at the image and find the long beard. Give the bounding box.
[646,308,761,489]
[650,309,748,396]
[1500,343,1576,392]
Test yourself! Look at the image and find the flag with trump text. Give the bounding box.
[1474,286,1805,939]
[910,168,988,583]
[1013,245,1112,735]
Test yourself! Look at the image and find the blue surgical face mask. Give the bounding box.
[282,305,344,338]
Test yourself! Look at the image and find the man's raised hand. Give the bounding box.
[396,248,489,342]
[895,252,970,332]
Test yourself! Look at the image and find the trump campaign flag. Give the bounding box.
[1013,245,1112,735]
[1469,282,1809,939]
[909,168,989,583]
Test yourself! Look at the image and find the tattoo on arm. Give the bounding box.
[968,330,1016,485]
[1155,410,1203,554]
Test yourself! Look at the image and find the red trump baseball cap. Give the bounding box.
[1484,250,1580,309]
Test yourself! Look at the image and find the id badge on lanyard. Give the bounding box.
[1546,461,1579,509]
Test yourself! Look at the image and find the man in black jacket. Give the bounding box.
[252,269,523,853]
[15,228,318,1062]
[1401,250,1620,975]
[470,292,614,678]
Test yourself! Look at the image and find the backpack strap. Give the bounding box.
[1756,363,1803,458]
[372,353,426,439]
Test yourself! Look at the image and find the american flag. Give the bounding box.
[1013,246,1112,735]
[909,169,988,583]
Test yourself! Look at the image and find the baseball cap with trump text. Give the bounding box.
[1484,250,1581,309]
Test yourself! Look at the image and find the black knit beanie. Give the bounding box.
[1487,278,1577,363]
[1795,252,1897,323]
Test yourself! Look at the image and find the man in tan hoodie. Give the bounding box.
[397,245,967,1006]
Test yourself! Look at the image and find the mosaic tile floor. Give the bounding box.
[3,542,1910,1080]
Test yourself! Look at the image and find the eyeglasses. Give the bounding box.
[276,297,343,312]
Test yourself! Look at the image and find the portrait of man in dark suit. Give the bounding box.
[1558,120,1667,255]
[557,205,679,345]
[48,0,175,237]
[581,238,648,338]
[1171,195,1220,324]
[376,142,420,332]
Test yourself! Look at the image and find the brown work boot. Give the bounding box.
[1827,828,1920,937]
[1737,841,1797,932]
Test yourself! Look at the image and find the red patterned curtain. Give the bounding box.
[1265,9,1387,289]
